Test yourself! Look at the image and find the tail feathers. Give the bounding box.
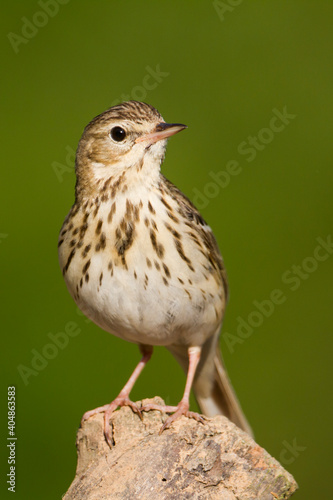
[195,347,253,437]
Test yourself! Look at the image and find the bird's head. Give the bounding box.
[75,101,186,198]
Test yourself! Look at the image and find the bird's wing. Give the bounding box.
[161,175,228,300]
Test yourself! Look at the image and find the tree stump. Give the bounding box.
[63,397,298,499]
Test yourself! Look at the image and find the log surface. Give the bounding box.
[63,397,298,499]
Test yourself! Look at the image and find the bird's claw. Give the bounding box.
[159,407,205,434]
[81,397,143,448]
[141,403,178,413]
[141,401,205,434]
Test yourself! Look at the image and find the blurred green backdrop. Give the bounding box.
[1,1,332,498]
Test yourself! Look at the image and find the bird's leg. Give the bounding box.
[81,345,153,447]
[142,346,206,433]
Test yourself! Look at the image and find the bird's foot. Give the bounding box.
[81,396,142,447]
[142,400,206,434]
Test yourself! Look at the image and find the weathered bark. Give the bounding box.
[63,397,298,499]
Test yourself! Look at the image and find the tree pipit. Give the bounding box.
[58,101,252,447]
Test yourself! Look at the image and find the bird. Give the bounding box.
[58,100,252,447]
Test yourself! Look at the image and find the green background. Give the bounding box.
[1,1,332,498]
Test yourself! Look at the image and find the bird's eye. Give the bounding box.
[110,126,126,142]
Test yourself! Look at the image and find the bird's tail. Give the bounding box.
[167,332,253,437]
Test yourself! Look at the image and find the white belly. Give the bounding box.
[73,263,219,347]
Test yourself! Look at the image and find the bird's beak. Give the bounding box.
[135,122,187,144]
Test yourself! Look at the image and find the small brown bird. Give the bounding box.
[58,101,252,446]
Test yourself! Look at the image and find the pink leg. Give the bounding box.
[81,345,153,447]
[142,346,205,433]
